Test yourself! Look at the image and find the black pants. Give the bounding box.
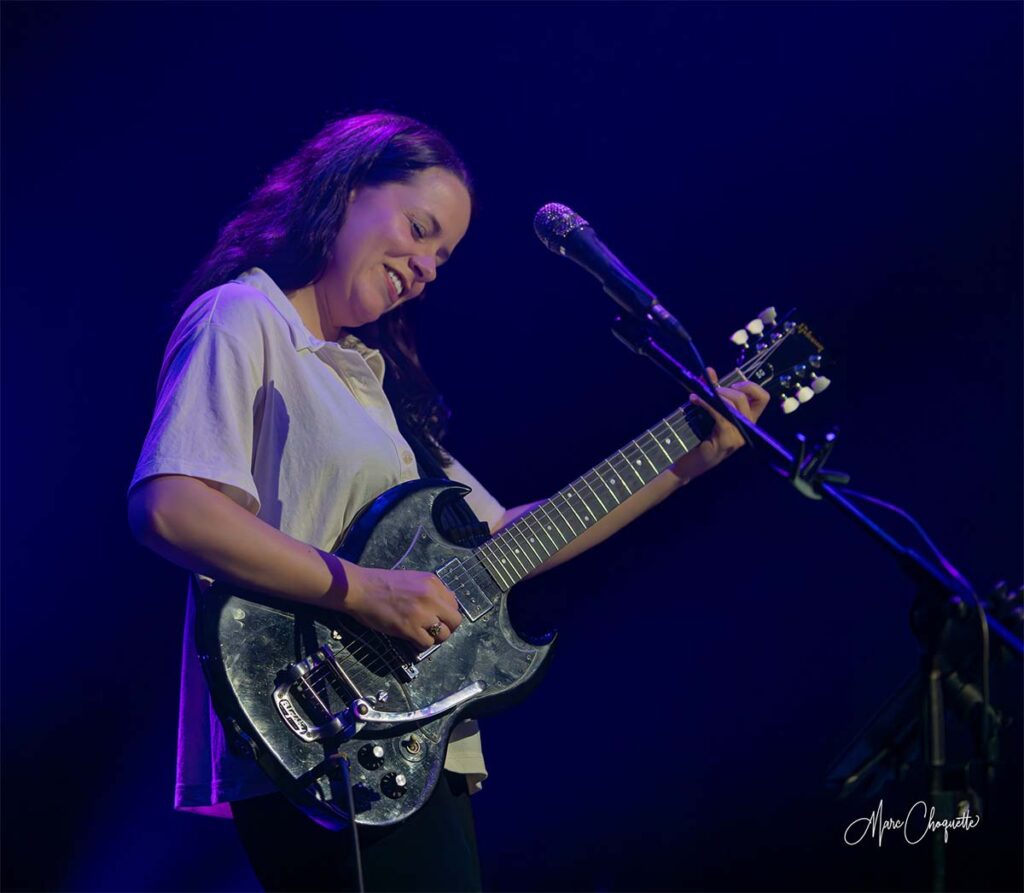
[230,772,481,893]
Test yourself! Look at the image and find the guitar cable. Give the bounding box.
[839,487,994,784]
[335,755,366,893]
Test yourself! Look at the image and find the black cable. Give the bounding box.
[839,487,993,782]
[335,756,365,893]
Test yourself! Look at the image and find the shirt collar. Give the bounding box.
[235,268,387,383]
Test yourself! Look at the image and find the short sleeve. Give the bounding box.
[130,316,263,514]
[444,455,507,531]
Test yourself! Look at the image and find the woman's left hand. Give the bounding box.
[669,368,770,484]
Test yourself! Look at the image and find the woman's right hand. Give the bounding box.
[340,563,463,650]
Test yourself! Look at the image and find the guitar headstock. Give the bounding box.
[727,307,831,415]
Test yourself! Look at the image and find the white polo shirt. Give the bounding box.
[130,268,505,816]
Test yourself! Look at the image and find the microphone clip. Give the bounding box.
[610,315,705,391]
[780,429,851,500]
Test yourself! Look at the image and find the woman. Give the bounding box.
[128,111,768,891]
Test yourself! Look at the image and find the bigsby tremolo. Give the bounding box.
[272,643,485,743]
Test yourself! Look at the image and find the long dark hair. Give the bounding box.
[179,111,472,466]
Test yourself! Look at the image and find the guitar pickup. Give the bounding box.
[436,558,494,621]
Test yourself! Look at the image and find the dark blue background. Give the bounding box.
[2,2,1020,891]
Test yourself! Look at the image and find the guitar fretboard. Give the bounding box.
[472,391,728,589]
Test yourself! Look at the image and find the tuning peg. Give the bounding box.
[730,329,750,346]
[746,318,765,336]
[811,375,831,394]
[758,307,777,326]
[781,396,799,414]
[796,386,814,403]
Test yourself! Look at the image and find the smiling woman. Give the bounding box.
[130,112,497,891]
[176,112,473,469]
[128,110,766,892]
[287,167,472,335]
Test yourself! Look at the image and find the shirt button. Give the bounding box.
[401,451,415,465]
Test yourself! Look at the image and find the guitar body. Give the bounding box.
[196,479,552,829]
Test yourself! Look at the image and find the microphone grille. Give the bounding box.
[533,203,589,253]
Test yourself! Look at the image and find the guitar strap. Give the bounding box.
[397,424,492,550]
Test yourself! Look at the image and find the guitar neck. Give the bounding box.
[473,370,743,589]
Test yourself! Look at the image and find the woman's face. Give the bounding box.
[319,166,472,331]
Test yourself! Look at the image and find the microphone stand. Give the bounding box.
[609,313,1021,893]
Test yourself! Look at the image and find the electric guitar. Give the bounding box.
[196,307,830,828]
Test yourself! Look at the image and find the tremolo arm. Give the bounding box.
[346,682,486,727]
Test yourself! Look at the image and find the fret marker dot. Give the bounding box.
[514,548,520,554]
[501,558,507,563]
[529,537,535,543]
[636,460,642,465]
[665,438,671,444]
[546,525,552,530]
[610,479,617,485]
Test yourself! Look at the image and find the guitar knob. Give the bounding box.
[796,386,814,403]
[811,375,831,394]
[781,396,799,414]
[381,772,408,799]
[358,743,386,770]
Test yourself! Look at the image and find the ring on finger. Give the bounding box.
[426,621,443,639]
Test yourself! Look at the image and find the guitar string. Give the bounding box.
[301,393,724,674]
[422,427,702,600]
[443,400,710,592]
[443,365,754,601]
[300,640,400,693]
[443,351,783,593]
[300,638,435,709]
[284,367,767,709]
[295,368,752,681]
[319,624,407,677]
[283,355,804,708]
[441,366,777,596]
[291,401,711,696]
[465,359,777,589]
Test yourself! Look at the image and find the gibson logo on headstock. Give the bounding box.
[796,322,824,353]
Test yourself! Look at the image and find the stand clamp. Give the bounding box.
[780,429,850,500]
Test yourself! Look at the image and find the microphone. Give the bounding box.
[533,202,691,343]
[534,202,756,451]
